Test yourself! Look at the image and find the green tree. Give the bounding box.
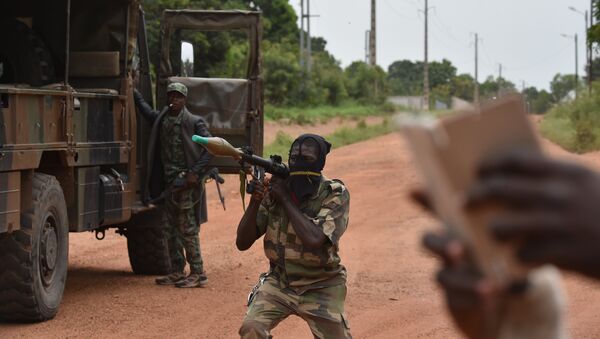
[429,59,457,89]
[523,86,553,114]
[588,1,600,45]
[387,60,421,95]
[344,61,388,104]
[450,73,475,102]
[262,41,301,106]
[387,58,458,97]
[550,73,578,103]
[479,76,516,99]
[250,0,299,43]
[309,52,348,106]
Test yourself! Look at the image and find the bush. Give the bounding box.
[540,82,600,153]
[264,131,295,158]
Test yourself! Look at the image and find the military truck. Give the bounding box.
[0,0,263,322]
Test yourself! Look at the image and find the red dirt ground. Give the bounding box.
[2,119,600,338]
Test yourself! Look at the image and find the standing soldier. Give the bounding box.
[133,83,213,288]
[236,134,352,338]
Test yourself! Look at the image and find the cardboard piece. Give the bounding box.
[399,94,540,285]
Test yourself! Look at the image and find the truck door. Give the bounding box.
[157,10,263,174]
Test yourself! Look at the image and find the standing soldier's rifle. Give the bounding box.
[148,168,226,210]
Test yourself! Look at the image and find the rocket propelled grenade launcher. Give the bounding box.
[191,135,289,178]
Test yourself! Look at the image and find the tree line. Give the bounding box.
[141,0,582,113]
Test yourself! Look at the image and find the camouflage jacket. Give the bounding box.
[133,90,212,223]
[160,112,186,184]
[256,176,350,294]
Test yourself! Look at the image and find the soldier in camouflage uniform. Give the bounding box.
[236,134,352,339]
[133,83,213,288]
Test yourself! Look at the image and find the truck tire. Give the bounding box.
[0,173,68,322]
[125,208,170,275]
[0,19,55,86]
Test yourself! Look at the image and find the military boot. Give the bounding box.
[175,272,208,288]
[155,272,185,285]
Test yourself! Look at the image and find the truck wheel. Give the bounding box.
[0,173,68,322]
[125,209,170,275]
[0,19,55,86]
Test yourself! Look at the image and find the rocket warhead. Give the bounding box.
[191,135,243,159]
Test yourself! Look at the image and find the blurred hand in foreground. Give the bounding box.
[467,150,600,279]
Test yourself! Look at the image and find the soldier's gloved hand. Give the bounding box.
[269,177,289,203]
[467,150,600,280]
[185,171,199,186]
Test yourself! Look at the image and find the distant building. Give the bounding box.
[387,96,473,111]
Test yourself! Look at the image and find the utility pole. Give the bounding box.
[570,6,592,93]
[587,10,591,93]
[370,0,378,99]
[307,0,312,73]
[576,33,579,98]
[592,0,595,88]
[300,0,304,70]
[369,0,376,66]
[423,0,430,110]
[365,30,370,64]
[521,80,529,113]
[561,33,579,98]
[497,63,503,98]
[474,33,480,106]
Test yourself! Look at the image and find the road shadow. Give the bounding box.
[62,266,153,297]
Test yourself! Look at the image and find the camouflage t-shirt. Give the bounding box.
[160,111,186,184]
[256,176,350,294]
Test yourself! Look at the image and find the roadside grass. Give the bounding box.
[540,86,600,153]
[265,101,397,125]
[263,118,394,160]
[539,116,578,151]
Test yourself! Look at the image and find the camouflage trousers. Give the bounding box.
[163,188,203,274]
[240,275,352,339]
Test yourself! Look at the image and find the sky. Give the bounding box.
[289,0,593,91]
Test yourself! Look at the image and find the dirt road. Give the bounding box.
[3,126,600,338]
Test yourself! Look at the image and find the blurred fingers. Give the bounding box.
[410,189,434,213]
[466,176,572,209]
[489,211,568,242]
[437,267,492,296]
[423,232,466,265]
[479,150,590,179]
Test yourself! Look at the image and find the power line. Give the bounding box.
[383,0,418,20]
[430,9,470,48]
[500,43,573,72]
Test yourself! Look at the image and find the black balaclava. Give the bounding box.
[287,134,332,203]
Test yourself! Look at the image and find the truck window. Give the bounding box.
[181,41,194,76]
